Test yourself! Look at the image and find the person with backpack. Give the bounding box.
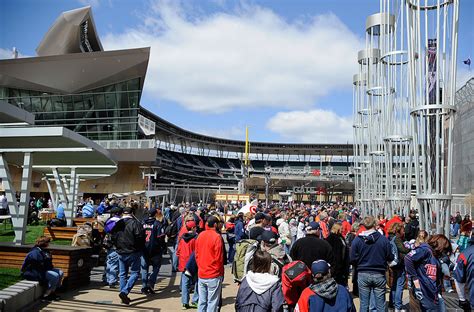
[295,260,356,312]
[195,215,225,312]
[177,220,199,309]
[141,207,168,295]
[281,260,312,311]
[111,204,146,305]
[290,222,334,269]
[350,216,394,312]
[260,230,291,278]
[405,234,452,312]
[102,206,122,288]
[387,222,411,312]
[235,250,285,312]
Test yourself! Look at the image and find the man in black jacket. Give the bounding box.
[290,222,335,269]
[112,203,146,305]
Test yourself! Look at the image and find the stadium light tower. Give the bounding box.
[406,0,459,235]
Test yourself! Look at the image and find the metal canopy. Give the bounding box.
[0,100,35,124]
[0,126,116,176]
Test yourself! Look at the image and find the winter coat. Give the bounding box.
[350,229,394,275]
[143,217,168,258]
[325,233,349,285]
[405,243,444,305]
[176,232,197,272]
[295,278,356,312]
[235,271,284,312]
[21,247,54,284]
[195,227,224,279]
[290,235,334,269]
[453,240,474,308]
[112,216,146,254]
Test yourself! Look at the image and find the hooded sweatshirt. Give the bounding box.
[350,229,393,274]
[295,278,355,312]
[235,271,284,312]
[176,232,197,272]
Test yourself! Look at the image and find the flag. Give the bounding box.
[464,58,471,66]
[238,199,258,214]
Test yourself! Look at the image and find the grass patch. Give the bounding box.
[0,268,21,290]
[0,223,71,246]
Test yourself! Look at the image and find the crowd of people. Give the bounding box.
[18,197,474,312]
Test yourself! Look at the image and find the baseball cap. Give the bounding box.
[311,260,330,275]
[185,220,196,230]
[306,221,320,231]
[148,208,157,217]
[260,230,277,243]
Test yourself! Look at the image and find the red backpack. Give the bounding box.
[281,260,312,306]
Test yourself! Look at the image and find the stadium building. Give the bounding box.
[3,6,470,205]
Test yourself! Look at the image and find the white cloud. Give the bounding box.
[457,66,473,89]
[102,2,363,113]
[266,109,352,143]
[77,0,100,7]
[194,126,244,140]
[0,48,29,59]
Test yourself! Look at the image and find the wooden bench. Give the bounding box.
[43,227,77,240]
[72,217,93,227]
[0,243,93,290]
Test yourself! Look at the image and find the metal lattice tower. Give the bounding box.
[406,0,459,235]
[380,0,413,218]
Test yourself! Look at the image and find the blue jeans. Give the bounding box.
[141,253,163,289]
[118,251,142,295]
[227,237,235,263]
[198,276,223,312]
[358,272,386,312]
[171,243,179,272]
[104,249,119,285]
[419,295,446,312]
[181,272,199,305]
[46,268,64,293]
[389,268,406,310]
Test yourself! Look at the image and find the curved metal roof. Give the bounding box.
[140,107,353,156]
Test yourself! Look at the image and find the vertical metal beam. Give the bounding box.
[0,153,33,245]
[44,177,57,209]
[52,168,68,204]
[66,168,77,227]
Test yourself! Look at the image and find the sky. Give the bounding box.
[1,0,473,144]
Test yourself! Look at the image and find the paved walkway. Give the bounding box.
[29,254,462,311]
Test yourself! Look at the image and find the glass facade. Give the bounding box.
[0,78,141,140]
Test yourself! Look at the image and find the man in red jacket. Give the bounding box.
[195,216,224,312]
[176,220,198,309]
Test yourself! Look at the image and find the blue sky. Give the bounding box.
[1,0,473,143]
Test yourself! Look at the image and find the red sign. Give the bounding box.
[250,205,257,214]
[312,169,321,176]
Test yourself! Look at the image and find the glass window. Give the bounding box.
[127,78,139,91]
[94,94,105,109]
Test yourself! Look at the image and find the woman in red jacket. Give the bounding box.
[176,220,198,309]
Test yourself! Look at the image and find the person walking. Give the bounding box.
[235,250,284,312]
[21,236,64,301]
[350,216,394,312]
[325,223,349,286]
[290,222,334,269]
[277,211,291,255]
[141,207,168,294]
[405,234,452,312]
[102,206,122,288]
[387,222,411,312]
[195,216,225,312]
[177,220,199,309]
[112,204,146,305]
[453,237,474,311]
